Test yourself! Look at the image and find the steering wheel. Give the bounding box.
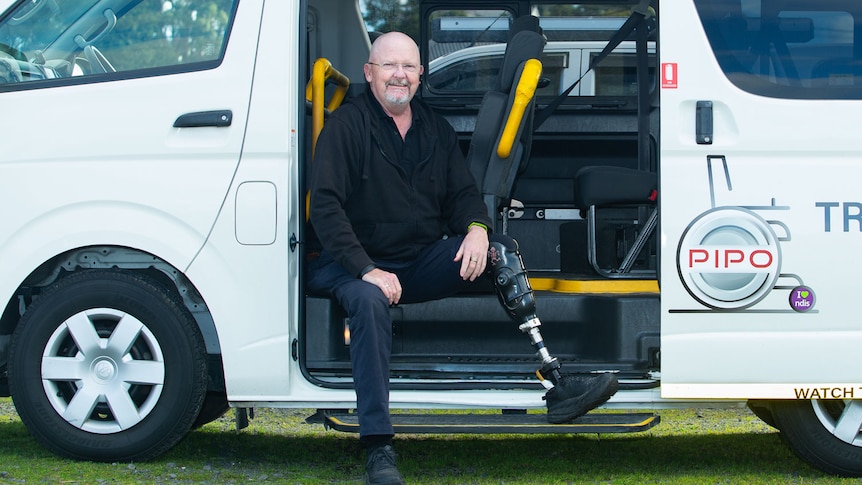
[83,45,115,74]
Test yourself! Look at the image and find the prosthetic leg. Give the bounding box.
[487,239,563,386]
[487,238,619,423]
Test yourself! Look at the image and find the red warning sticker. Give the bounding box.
[662,63,678,89]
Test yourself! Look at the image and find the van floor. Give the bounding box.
[303,273,660,388]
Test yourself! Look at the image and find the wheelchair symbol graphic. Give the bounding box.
[675,155,811,312]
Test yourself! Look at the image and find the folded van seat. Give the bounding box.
[573,166,657,278]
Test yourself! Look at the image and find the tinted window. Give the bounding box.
[426,8,513,95]
[425,3,650,100]
[427,49,568,97]
[695,0,862,99]
[592,52,655,96]
[429,52,505,93]
[0,0,237,88]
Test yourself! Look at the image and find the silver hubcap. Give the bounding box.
[812,400,862,446]
[41,308,165,434]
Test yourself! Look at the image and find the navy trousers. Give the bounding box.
[306,234,513,438]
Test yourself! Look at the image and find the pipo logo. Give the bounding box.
[677,207,781,309]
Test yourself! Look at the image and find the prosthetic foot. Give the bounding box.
[488,238,619,423]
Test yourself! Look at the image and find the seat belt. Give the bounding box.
[532,0,653,131]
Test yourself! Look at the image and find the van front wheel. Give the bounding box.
[8,270,207,462]
[772,399,862,477]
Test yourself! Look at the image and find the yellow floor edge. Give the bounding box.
[530,277,659,294]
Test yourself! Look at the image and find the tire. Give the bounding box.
[8,269,207,462]
[772,399,862,477]
[192,391,230,429]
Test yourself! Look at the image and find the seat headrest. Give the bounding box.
[496,29,544,92]
[508,14,543,41]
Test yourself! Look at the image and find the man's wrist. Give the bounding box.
[358,264,377,278]
[468,221,488,233]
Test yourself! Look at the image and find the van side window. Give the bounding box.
[424,3,654,104]
[0,0,238,89]
[695,0,862,99]
[425,8,514,94]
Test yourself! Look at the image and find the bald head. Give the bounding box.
[369,32,420,65]
[364,32,423,116]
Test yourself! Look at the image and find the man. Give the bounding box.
[308,32,617,485]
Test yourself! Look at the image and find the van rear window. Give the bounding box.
[695,0,862,99]
[424,3,653,103]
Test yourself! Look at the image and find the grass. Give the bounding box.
[0,397,860,484]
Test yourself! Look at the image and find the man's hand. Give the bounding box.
[455,225,489,281]
[362,267,402,305]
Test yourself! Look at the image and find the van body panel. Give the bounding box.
[660,0,862,397]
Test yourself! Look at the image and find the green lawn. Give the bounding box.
[0,397,858,484]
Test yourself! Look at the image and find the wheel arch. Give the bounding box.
[0,245,225,397]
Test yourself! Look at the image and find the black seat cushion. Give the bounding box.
[573,166,657,209]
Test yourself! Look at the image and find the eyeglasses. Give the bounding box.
[367,62,419,73]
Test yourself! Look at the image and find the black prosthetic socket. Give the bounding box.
[488,239,563,386]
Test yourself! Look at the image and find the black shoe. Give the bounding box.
[365,444,406,485]
[544,373,619,424]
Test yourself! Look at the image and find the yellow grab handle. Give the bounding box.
[497,58,542,159]
[305,58,350,157]
[305,58,349,221]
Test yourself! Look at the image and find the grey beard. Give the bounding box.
[384,92,410,105]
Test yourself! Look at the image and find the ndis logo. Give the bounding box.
[677,207,781,309]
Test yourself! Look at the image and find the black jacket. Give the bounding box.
[309,88,491,277]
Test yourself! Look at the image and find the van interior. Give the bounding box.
[301,0,661,393]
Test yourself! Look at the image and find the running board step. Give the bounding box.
[323,412,659,435]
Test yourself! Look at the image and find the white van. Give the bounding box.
[0,0,861,477]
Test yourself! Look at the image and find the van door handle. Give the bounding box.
[173,110,233,128]
[696,101,713,144]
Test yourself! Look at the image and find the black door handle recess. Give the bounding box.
[696,101,713,145]
[173,110,233,128]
